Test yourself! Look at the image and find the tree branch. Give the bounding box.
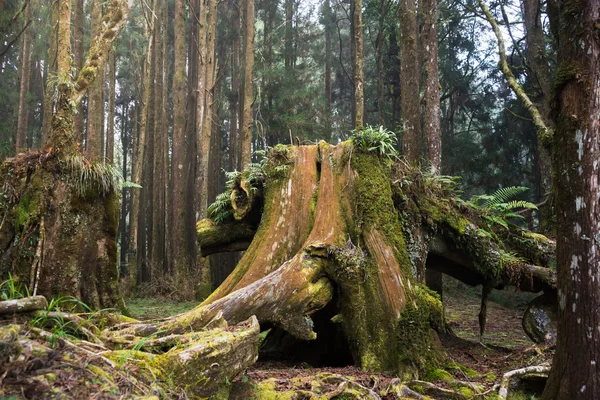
[71,0,130,104]
[477,0,553,144]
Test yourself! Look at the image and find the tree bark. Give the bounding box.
[72,0,84,146]
[399,0,421,162]
[230,4,240,171]
[106,49,116,164]
[193,0,208,229]
[541,0,600,396]
[85,0,105,162]
[171,0,189,273]
[41,1,57,145]
[15,0,32,154]
[522,0,554,232]
[241,0,255,167]
[420,0,441,172]
[352,0,364,128]
[199,0,218,218]
[324,0,333,136]
[130,6,155,282]
[285,0,294,71]
[151,0,166,274]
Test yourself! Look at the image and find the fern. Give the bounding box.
[207,191,233,224]
[466,186,537,229]
[484,186,529,208]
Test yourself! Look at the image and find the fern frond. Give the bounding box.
[506,200,538,210]
[485,186,528,208]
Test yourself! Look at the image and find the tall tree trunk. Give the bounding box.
[194,0,208,220]
[119,103,129,274]
[86,1,105,162]
[399,0,421,162]
[541,0,600,396]
[285,0,293,71]
[199,0,218,218]
[324,0,333,136]
[522,0,554,232]
[16,1,32,154]
[229,4,240,171]
[420,0,441,172]
[130,6,156,283]
[161,0,170,273]
[352,0,364,128]
[139,0,158,283]
[186,0,200,265]
[72,0,84,145]
[375,0,386,127]
[151,0,166,274]
[106,49,116,164]
[41,1,58,145]
[241,0,254,167]
[172,0,189,273]
[420,0,443,299]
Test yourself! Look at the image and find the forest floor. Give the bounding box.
[0,281,550,399]
[122,278,553,399]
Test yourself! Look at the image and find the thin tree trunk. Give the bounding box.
[172,0,189,273]
[229,5,240,171]
[522,0,553,232]
[185,0,200,266]
[285,0,293,71]
[241,0,254,167]
[161,0,170,273]
[399,0,421,162]
[352,0,364,128]
[324,0,333,136]
[119,103,129,273]
[72,0,84,145]
[541,0,600,396]
[199,0,218,218]
[41,1,58,145]
[106,49,116,164]
[131,6,156,282]
[16,0,32,154]
[421,0,441,171]
[194,0,208,219]
[86,1,105,162]
[375,0,385,127]
[151,1,165,274]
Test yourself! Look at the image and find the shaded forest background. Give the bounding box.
[0,0,552,297]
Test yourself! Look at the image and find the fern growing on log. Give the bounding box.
[459,186,538,229]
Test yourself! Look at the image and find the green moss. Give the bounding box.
[13,193,40,232]
[458,386,474,398]
[425,368,454,382]
[249,379,296,400]
[396,285,444,376]
[484,372,497,382]
[445,361,479,379]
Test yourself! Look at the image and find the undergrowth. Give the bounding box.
[350,125,399,162]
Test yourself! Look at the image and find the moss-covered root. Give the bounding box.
[156,245,333,339]
[196,219,256,257]
[152,316,260,399]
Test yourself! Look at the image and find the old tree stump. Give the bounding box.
[1,141,556,398]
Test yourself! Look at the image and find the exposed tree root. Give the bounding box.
[497,363,550,399]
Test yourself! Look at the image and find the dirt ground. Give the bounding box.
[0,279,551,399]
[232,277,552,399]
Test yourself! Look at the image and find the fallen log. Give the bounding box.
[0,295,48,315]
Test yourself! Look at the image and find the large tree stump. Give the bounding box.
[116,141,556,376]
